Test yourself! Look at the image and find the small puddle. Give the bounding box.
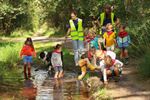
[22,69,90,100]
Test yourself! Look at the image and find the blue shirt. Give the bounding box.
[90,37,99,49]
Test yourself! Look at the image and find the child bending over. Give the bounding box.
[100,53,123,85]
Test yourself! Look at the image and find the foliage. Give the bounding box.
[0,42,23,83]
[138,51,150,78]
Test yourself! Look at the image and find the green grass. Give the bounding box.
[0,41,23,84]
[92,88,112,100]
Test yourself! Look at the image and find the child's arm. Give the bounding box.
[32,48,36,57]
[128,35,131,44]
[51,54,55,67]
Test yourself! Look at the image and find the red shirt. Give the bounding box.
[20,45,36,57]
[85,34,94,43]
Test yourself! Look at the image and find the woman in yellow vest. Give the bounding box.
[66,10,84,66]
[98,4,120,35]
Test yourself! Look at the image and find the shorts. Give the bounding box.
[23,56,32,63]
[54,66,63,72]
[106,45,115,51]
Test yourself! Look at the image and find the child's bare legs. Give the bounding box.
[78,66,86,80]
[24,63,27,79]
[58,70,63,78]
[114,67,119,76]
[120,48,129,64]
[58,71,63,78]
[54,72,59,79]
[27,62,31,78]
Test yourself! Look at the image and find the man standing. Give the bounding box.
[66,10,84,66]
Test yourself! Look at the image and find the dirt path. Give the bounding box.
[107,61,150,100]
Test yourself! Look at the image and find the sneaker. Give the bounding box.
[125,58,129,65]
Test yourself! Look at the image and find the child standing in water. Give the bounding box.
[51,44,63,79]
[20,37,36,79]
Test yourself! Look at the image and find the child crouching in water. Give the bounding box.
[20,37,36,79]
[51,44,63,79]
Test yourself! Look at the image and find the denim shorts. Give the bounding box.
[54,66,63,72]
[23,56,32,63]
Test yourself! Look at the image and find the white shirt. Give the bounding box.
[51,52,62,67]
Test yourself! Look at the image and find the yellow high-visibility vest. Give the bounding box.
[69,18,84,41]
[99,12,116,34]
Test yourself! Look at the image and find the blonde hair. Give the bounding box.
[106,23,113,31]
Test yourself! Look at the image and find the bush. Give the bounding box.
[138,51,150,78]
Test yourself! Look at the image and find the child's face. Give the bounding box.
[107,25,113,31]
[90,48,96,55]
[58,47,62,52]
[119,27,124,32]
[26,41,31,45]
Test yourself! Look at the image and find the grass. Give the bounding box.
[92,88,112,100]
[0,42,23,83]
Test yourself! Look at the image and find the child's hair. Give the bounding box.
[39,52,46,59]
[104,55,112,66]
[71,10,77,16]
[106,23,113,31]
[55,44,62,49]
[25,37,34,49]
[81,53,87,59]
[119,24,126,30]
[89,28,96,37]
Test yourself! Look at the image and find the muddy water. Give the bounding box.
[22,69,90,100]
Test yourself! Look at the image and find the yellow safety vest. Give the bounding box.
[100,12,115,26]
[100,12,116,34]
[69,18,84,41]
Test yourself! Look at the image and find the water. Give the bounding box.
[22,68,90,100]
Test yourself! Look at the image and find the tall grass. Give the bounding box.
[128,18,150,78]
[0,42,23,83]
[138,51,150,78]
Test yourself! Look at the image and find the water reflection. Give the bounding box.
[22,79,37,100]
[22,69,90,100]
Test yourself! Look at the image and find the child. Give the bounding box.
[90,30,99,50]
[103,23,116,51]
[116,25,131,65]
[84,29,95,51]
[20,37,36,79]
[51,44,63,79]
[100,52,123,85]
[78,52,100,80]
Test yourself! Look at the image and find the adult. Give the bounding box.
[98,4,120,35]
[66,10,84,66]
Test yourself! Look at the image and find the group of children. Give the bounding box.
[20,38,63,79]
[20,23,131,85]
[78,23,131,85]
